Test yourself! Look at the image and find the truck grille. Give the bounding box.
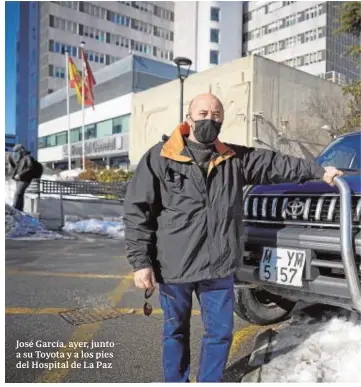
[244,195,361,227]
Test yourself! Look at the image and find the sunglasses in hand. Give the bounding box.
[143,288,155,317]
[143,288,174,322]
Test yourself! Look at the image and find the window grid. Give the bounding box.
[248,27,327,56]
[110,34,130,48]
[83,26,106,42]
[38,114,131,149]
[49,40,105,64]
[51,16,78,34]
[246,4,326,41]
[53,1,78,10]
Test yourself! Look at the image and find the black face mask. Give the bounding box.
[192,119,222,145]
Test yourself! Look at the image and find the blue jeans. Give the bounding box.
[159,275,234,382]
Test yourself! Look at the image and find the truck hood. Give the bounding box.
[249,173,361,195]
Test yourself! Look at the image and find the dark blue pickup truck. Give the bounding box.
[235,131,361,325]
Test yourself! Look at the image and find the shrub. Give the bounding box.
[95,168,134,183]
[78,169,97,181]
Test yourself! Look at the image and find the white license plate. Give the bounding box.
[259,247,306,287]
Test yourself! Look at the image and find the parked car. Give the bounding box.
[235,131,361,325]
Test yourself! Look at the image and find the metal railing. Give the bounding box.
[28,179,129,200]
[334,177,361,313]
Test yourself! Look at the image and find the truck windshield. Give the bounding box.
[316,134,361,170]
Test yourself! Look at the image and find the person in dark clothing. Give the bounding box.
[8,144,34,211]
[124,93,343,382]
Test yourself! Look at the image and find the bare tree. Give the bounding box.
[303,90,349,136]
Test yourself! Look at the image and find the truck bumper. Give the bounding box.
[243,226,361,255]
[235,226,361,311]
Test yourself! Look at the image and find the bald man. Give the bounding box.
[124,93,343,382]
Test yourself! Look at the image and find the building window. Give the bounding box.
[210,29,219,43]
[131,19,152,34]
[38,115,130,149]
[112,115,130,134]
[82,2,106,18]
[56,132,67,146]
[38,137,47,149]
[210,50,219,65]
[53,1,78,10]
[153,26,172,41]
[108,11,130,27]
[97,119,113,138]
[109,156,129,169]
[54,66,65,79]
[85,124,96,140]
[70,128,81,143]
[210,7,220,22]
[46,134,57,147]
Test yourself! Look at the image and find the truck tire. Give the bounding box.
[234,287,296,325]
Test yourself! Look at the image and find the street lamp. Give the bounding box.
[173,57,192,123]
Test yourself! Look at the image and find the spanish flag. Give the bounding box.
[68,57,82,104]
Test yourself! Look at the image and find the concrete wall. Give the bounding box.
[129,54,345,165]
[130,55,254,165]
[251,55,344,158]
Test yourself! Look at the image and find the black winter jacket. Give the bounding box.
[9,152,34,182]
[124,123,325,283]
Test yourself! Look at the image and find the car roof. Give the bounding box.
[337,131,360,139]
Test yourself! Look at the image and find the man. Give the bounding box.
[124,93,343,382]
[8,144,34,211]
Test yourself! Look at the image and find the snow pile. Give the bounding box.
[63,218,125,239]
[5,179,38,206]
[5,179,16,205]
[57,168,83,181]
[5,204,63,240]
[261,316,361,382]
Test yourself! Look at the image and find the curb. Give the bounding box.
[63,215,123,223]
[241,328,277,383]
[28,213,123,223]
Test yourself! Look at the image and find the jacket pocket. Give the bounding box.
[164,167,187,193]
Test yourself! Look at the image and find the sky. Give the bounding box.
[5,1,19,135]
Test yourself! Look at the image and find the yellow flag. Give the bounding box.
[68,56,82,105]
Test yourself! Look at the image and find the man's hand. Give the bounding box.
[14,174,20,180]
[134,267,156,290]
[323,166,344,187]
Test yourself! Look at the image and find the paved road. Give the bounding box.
[5,236,261,383]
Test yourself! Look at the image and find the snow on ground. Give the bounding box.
[5,204,64,240]
[260,314,361,382]
[57,168,83,181]
[63,218,125,239]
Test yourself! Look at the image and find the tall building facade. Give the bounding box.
[38,54,184,170]
[174,1,243,72]
[39,1,174,98]
[16,1,175,157]
[16,1,40,156]
[242,1,360,84]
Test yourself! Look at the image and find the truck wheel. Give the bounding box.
[234,287,296,325]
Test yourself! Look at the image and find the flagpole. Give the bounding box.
[80,41,85,170]
[65,50,71,171]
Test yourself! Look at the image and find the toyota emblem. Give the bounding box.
[286,199,305,217]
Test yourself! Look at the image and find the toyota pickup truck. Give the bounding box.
[235,131,361,325]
